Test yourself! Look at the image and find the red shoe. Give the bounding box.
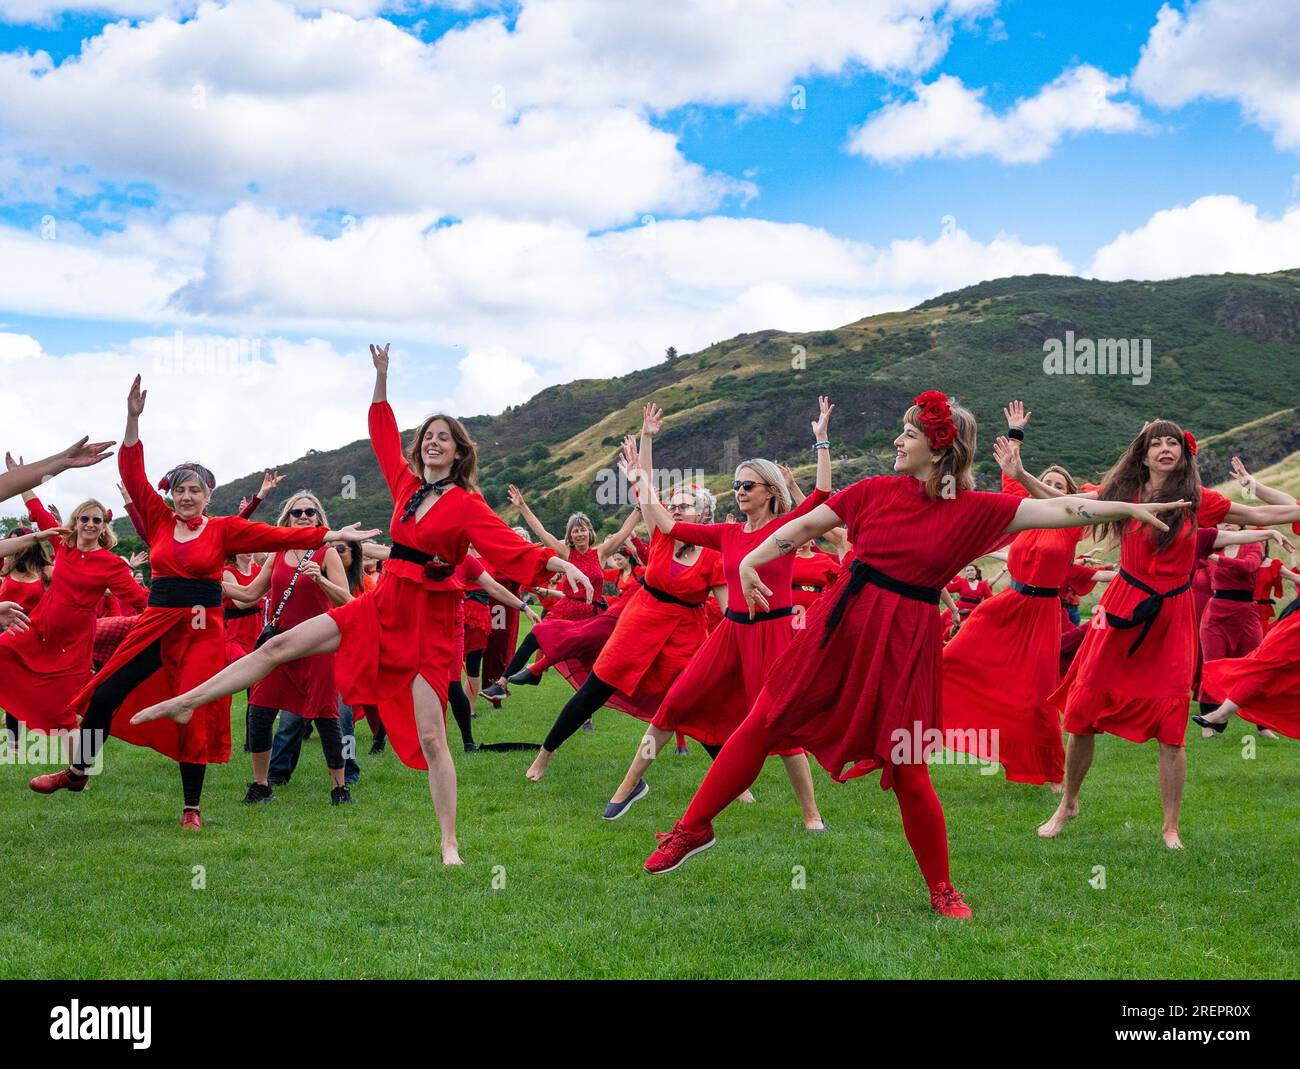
[643,820,715,874]
[180,808,203,830]
[29,769,88,794]
[930,882,972,919]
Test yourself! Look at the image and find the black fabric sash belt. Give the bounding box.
[1104,568,1192,656]
[464,590,493,606]
[1010,577,1058,598]
[389,541,455,581]
[1256,598,1274,606]
[223,604,261,619]
[636,575,705,609]
[725,606,794,625]
[1211,589,1254,603]
[149,577,222,609]
[1278,596,1300,623]
[822,559,940,649]
[792,584,821,593]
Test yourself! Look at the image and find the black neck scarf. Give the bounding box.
[401,476,454,523]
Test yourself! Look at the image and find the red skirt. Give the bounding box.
[1052,578,1196,748]
[223,612,262,665]
[92,616,136,670]
[651,615,802,754]
[249,643,337,718]
[330,574,458,771]
[0,602,99,733]
[70,606,234,765]
[1201,611,1300,738]
[542,595,600,623]
[463,599,492,654]
[1198,599,1263,702]
[941,588,1065,785]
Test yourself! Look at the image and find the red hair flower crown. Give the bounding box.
[1183,430,1198,457]
[913,390,958,451]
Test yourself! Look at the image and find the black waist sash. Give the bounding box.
[464,590,493,606]
[1104,568,1192,656]
[1010,577,1059,598]
[149,577,222,609]
[224,604,261,619]
[636,575,705,609]
[725,606,794,625]
[792,584,821,593]
[389,541,455,581]
[822,559,940,649]
[1211,589,1254,603]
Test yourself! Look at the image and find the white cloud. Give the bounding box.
[848,65,1145,163]
[1088,194,1300,280]
[1132,0,1300,151]
[0,0,399,22]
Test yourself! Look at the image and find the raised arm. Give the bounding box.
[371,343,389,404]
[639,402,662,491]
[596,507,641,565]
[736,503,844,615]
[1230,456,1297,507]
[620,437,673,536]
[992,437,1092,500]
[507,484,567,558]
[0,439,115,505]
[810,395,834,492]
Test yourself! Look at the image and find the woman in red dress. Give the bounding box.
[132,346,593,862]
[789,541,841,611]
[597,399,838,829]
[1,493,148,756]
[1195,592,1300,738]
[221,553,263,664]
[0,523,61,750]
[642,392,1188,918]
[1009,423,1300,849]
[28,376,375,828]
[225,491,353,805]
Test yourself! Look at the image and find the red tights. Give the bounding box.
[681,697,952,890]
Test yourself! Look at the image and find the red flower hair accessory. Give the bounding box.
[1183,430,1197,456]
[912,390,958,451]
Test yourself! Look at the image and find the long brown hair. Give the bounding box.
[405,414,480,493]
[1096,419,1200,553]
[2,528,51,583]
[903,398,977,499]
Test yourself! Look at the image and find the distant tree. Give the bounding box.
[665,346,678,361]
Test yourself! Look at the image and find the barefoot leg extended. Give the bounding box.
[779,752,825,829]
[1158,742,1186,850]
[611,726,673,803]
[1039,731,1092,838]
[131,615,342,725]
[410,673,461,865]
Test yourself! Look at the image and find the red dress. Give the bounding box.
[0,574,45,615]
[790,550,841,609]
[451,554,488,678]
[248,549,339,718]
[1254,556,1284,631]
[68,442,326,763]
[0,498,148,732]
[541,546,603,622]
[544,529,724,720]
[1201,607,1300,737]
[221,562,263,664]
[649,489,830,748]
[481,564,521,683]
[328,402,555,770]
[1052,489,1232,747]
[751,476,1022,789]
[1197,545,1263,702]
[941,475,1084,784]
[459,555,493,657]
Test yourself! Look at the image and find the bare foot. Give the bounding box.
[524,748,553,782]
[1259,728,1280,740]
[1037,799,1079,838]
[1048,781,1063,794]
[442,843,463,865]
[739,789,756,804]
[1162,828,1184,850]
[1201,727,1216,739]
[130,697,194,726]
[804,815,827,830]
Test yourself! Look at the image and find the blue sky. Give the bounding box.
[1,0,1297,502]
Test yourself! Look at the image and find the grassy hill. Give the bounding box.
[116,267,1300,544]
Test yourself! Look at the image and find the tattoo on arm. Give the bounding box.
[772,535,795,555]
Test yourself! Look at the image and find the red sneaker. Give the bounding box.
[930,882,972,919]
[29,769,88,794]
[643,820,715,874]
[180,808,203,830]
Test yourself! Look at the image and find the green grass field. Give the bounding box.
[1,656,1297,979]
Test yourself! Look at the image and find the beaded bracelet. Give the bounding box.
[813,441,830,450]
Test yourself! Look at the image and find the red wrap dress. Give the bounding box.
[649,489,830,748]
[1052,490,1232,747]
[0,497,147,732]
[68,442,324,763]
[328,401,555,770]
[248,548,339,718]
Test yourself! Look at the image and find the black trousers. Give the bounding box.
[246,704,343,769]
[541,672,721,758]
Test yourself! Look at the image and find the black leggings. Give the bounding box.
[77,638,208,807]
[4,713,17,740]
[447,682,475,749]
[501,632,539,679]
[247,704,343,769]
[541,674,728,757]
[464,649,484,683]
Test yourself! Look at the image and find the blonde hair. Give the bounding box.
[66,499,117,550]
[1038,464,1078,495]
[276,491,329,529]
[902,398,977,499]
[734,459,791,516]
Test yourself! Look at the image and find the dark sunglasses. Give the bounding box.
[78,516,105,525]
[289,508,319,519]
[732,480,769,492]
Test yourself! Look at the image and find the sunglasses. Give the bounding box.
[732,480,769,492]
[289,508,319,519]
[78,516,105,526]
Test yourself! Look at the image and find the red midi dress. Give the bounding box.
[0,574,45,615]
[68,442,325,763]
[248,548,339,718]
[0,497,147,732]
[790,550,841,610]
[648,489,830,748]
[1197,545,1263,702]
[1253,556,1284,632]
[1201,604,1300,738]
[221,562,263,664]
[1052,490,1232,747]
[327,402,555,770]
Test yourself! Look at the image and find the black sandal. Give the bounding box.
[1191,713,1226,734]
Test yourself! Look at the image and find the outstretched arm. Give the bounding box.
[0,439,115,505]
[1005,495,1189,535]
[1224,500,1300,527]
[508,484,567,558]
[596,508,641,565]
[736,503,843,615]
